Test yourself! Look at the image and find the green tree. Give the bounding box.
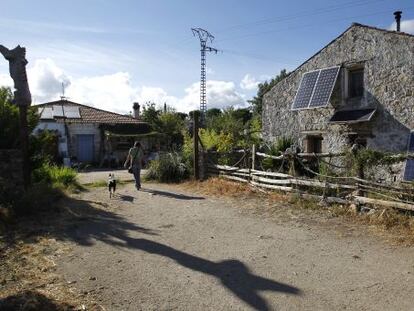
[141,102,187,148]
[248,69,289,115]
[0,86,38,149]
[141,102,161,131]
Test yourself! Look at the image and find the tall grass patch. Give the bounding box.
[146,152,189,183]
[33,163,78,188]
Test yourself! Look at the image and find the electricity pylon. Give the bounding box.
[191,28,218,123]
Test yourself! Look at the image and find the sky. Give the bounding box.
[0,0,413,114]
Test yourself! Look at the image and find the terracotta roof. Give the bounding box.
[36,100,146,125]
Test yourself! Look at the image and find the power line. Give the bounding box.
[215,0,388,35]
[216,6,414,43]
[191,28,219,121]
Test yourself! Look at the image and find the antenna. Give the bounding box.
[191,27,219,124]
[60,82,66,100]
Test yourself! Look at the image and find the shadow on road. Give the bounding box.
[0,290,75,310]
[61,197,158,246]
[118,237,301,310]
[116,194,135,202]
[140,188,205,201]
[64,198,300,310]
[13,194,300,311]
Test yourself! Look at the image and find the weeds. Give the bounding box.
[146,152,189,183]
[33,163,78,188]
[84,179,133,188]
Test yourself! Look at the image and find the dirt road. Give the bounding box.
[58,173,414,310]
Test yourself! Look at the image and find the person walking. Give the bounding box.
[124,141,144,190]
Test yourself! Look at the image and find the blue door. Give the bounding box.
[77,134,94,162]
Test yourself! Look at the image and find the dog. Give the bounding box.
[108,173,117,198]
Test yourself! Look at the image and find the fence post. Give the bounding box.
[356,162,365,196]
[193,111,200,180]
[251,144,256,170]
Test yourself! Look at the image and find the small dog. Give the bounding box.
[108,173,117,198]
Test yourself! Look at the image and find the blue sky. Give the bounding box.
[0,0,413,113]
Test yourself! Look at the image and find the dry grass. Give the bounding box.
[0,208,104,310]
[330,205,414,245]
[182,177,257,198]
[184,177,414,245]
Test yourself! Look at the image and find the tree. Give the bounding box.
[141,102,161,132]
[141,102,187,148]
[248,69,289,116]
[0,86,38,149]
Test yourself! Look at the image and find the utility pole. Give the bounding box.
[193,111,200,180]
[191,28,218,124]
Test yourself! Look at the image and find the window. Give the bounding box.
[347,134,367,148]
[305,136,323,153]
[348,69,364,98]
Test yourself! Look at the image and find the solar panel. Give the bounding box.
[403,132,414,181]
[329,108,376,124]
[64,106,81,118]
[53,105,64,117]
[291,70,319,110]
[40,107,53,119]
[309,66,340,108]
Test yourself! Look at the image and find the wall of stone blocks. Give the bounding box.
[262,25,414,155]
[0,150,24,200]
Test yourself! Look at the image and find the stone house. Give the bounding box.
[262,21,414,181]
[35,100,150,165]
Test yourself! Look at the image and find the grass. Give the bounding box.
[83,179,134,188]
[185,177,414,245]
[146,152,189,183]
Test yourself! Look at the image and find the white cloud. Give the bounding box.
[66,72,139,114]
[3,58,247,113]
[240,74,260,91]
[389,19,414,34]
[28,58,70,102]
[178,81,246,112]
[0,73,13,88]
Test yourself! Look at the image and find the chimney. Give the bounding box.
[133,102,140,119]
[394,11,402,32]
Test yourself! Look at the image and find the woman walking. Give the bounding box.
[124,141,144,190]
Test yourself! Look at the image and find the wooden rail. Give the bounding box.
[207,164,414,212]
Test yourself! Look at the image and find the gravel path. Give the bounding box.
[58,172,414,311]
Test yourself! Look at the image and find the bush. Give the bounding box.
[33,163,78,188]
[262,136,294,171]
[30,130,60,168]
[146,152,189,183]
[182,131,194,175]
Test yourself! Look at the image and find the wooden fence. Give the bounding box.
[206,151,414,212]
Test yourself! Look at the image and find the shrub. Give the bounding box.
[30,130,60,167]
[199,128,235,153]
[146,152,189,183]
[182,131,194,174]
[262,136,294,171]
[33,163,78,188]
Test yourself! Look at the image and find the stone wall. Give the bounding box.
[262,24,414,155]
[0,150,24,200]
